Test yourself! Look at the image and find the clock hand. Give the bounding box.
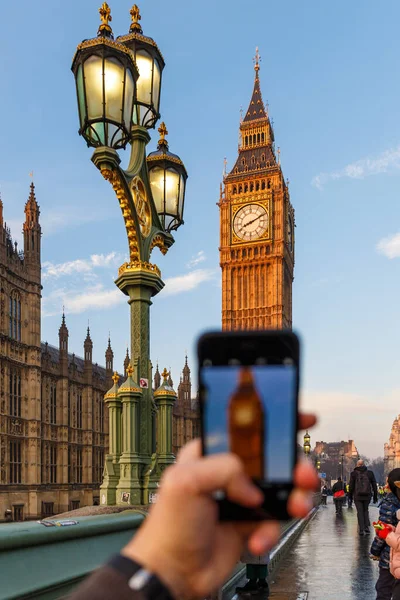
[244,213,264,228]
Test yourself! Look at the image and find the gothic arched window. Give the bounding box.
[261,132,265,143]
[245,136,248,146]
[233,186,237,195]
[244,184,248,193]
[50,383,57,424]
[239,185,243,193]
[9,368,21,417]
[261,181,266,190]
[261,153,265,162]
[257,133,260,143]
[267,180,271,189]
[9,291,21,342]
[256,182,260,191]
[250,183,254,192]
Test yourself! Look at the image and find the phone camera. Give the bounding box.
[255,357,267,365]
[203,359,212,366]
[228,359,241,366]
[277,490,288,501]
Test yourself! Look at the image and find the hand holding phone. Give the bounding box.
[198,330,300,521]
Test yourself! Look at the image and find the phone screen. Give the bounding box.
[202,363,296,484]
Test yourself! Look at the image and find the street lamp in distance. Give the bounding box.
[303,431,311,456]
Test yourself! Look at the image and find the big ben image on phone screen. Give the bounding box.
[219,49,295,331]
[228,367,265,479]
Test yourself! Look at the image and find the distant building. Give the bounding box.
[384,416,400,475]
[314,440,359,482]
[0,187,111,521]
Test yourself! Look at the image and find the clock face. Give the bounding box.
[130,176,151,238]
[233,204,268,242]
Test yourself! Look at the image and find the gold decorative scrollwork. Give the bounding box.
[101,168,140,261]
[118,261,161,278]
[150,235,168,256]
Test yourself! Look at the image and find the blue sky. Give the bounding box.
[1,1,400,458]
[203,366,296,481]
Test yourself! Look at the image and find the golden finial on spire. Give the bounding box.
[130,4,143,33]
[127,363,134,377]
[253,47,261,73]
[98,2,113,36]
[112,371,120,384]
[158,122,168,145]
[161,367,169,381]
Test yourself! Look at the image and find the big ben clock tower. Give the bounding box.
[220,49,295,331]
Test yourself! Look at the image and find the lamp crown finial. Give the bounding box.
[98,2,113,37]
[130,4,143,33]
[112,371,120,385]
[157,122,169,150]
[161,367,169,381]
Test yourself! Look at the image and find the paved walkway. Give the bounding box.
[269,498,380,600]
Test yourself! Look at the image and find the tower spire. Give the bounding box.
[243,48,267,123]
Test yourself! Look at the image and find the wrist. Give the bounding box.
[122,533,189,600]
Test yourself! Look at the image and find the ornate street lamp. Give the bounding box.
[71,3,138,149]
[117,4,165,129]
[147,123,188,232]
[303,431,311,456]
[71,3,187,506]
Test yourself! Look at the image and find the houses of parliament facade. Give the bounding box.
[0,186,198,520]
[0,51,293,520]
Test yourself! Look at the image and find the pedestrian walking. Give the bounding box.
[370,468,400,600]
[236,549,270,596]
[349,459,378,535]
[321,484,328,506]
[332,477,345,516]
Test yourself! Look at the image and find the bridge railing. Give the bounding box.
[0,511,145,600]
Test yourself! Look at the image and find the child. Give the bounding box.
[370,468,400,599]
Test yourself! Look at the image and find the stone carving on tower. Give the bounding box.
[219,49,295,331]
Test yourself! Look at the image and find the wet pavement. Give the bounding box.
[268,498,380,599]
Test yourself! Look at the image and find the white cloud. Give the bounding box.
[312,145,400,189]
[43,252,122,280]
[376,232,400,259]
[41,209,110,236]
[43,283,125,317]
[187,251,206,269]
[163,268,216,297]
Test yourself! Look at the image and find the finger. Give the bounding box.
[176,439,201,464]
[287,488,314,518]
[247,522,280,555]
[294,461,319,491]
[164,453,263,507]
[298,413,317,430]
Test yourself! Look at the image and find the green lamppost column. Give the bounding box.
[100,372,122,506]
[71,4,188,506]
[153,368,177,471]
[116,364,143,504]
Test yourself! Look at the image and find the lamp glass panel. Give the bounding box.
[84,55,105,120]
[136,50,153,105]
[76,64,86,127]
[178,174,185,219]
[123,68,134,127]
[164,169,180,215]
[104,57,125,123]
[90,121,106,146]
[152,59,161,113]
[149,166,165,213]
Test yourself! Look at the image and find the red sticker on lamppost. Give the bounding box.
[140,378,149,388]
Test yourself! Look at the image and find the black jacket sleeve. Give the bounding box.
[369,470,378,501]
[68,565,146,600]
[349,471,355,497]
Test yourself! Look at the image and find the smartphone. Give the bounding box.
[198,330,299,521]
